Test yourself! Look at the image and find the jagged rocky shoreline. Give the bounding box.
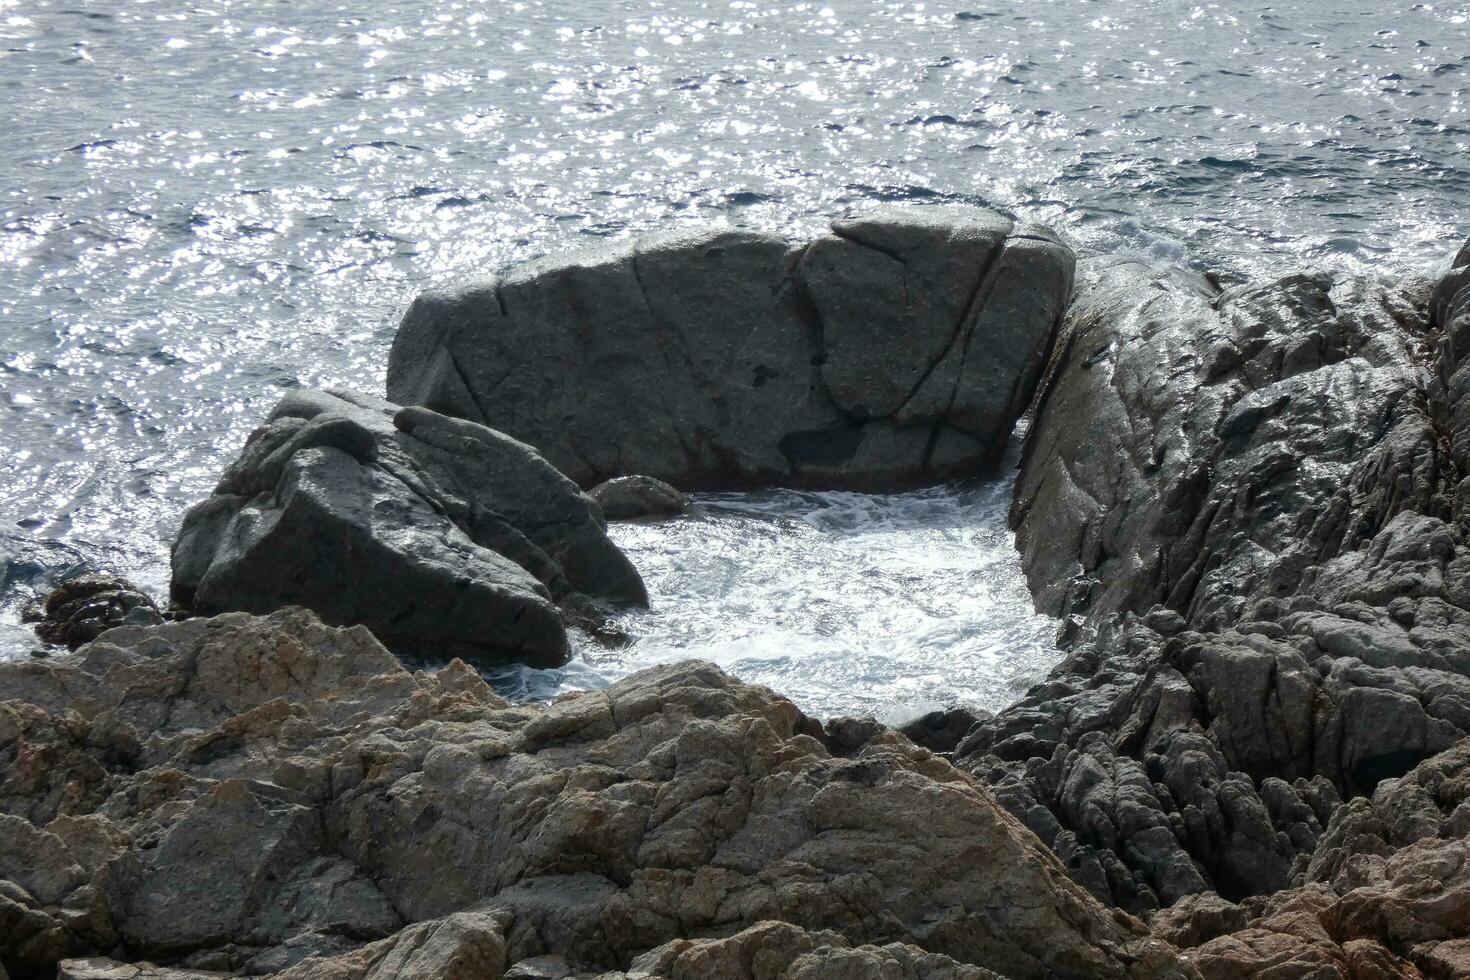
[2,208,1469,979]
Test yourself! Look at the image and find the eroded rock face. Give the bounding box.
[1010,258,1435,628]
[387,206,1075,491]
[170,388,646,669]
[1153,741,1470,978]
[953,238,1470,976]
[0,609,1190,980]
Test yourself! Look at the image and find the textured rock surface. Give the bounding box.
[1137,740,1470,978]
[278,918,1010,980]
[588,476,689,522]
[0,608,1191,980]
[170,388,646,668]
[950,239,1470,980]
[387,206,1075,491]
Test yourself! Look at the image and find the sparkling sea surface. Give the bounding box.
[1,0,1467,715]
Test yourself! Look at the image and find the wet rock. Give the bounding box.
[587,475,688,521]
[29,575,163,650]
[0,609,1191,980]
[897,706,987,754]
[170,388,646,669]
[387,206,1075,491]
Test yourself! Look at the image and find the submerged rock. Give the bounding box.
[387,206,1075,491]
[170,388,646,669]
[0,529,90,602]
[587,475,688,521]
[26,574,163,650]
[0,609,1190,979]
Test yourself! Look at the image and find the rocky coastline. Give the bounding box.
[2,207,1468,979]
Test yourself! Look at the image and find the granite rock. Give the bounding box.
[387,207,1074,491]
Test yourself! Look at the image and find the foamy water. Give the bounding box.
[482,472,1057,720]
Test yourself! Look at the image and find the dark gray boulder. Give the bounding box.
[387,206,1074,491]
[587,475,688,521]
[170,389,646,668]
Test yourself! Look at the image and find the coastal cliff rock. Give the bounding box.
[0,608,1192,980]
[386,206,1074,491]
[951,239,1470,980]
[1152,739,1470,978]
[170,388,645,669]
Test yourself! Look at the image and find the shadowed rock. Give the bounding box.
[587,475,688,521]
[387,206,1074,491]
[170,389,646,669]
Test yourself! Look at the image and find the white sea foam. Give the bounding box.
[483,471,1060,721]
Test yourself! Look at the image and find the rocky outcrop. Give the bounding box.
[1152,739,1470,978]
[277,918,1010,980]
[0,608,1192,980]
[170,388,646,669]
[587,476,688,522]
[1010,258,1436,628]
[954,237,1470,968]
[387,206,1075,491]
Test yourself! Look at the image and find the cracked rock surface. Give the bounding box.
[170,388,645,669]
[386,206,1074,490]
[0,608,1190,980]
[951,241,1470,977]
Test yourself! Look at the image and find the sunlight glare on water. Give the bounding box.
[1,0,1467,713]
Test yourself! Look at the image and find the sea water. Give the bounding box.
[2,0,1467,714]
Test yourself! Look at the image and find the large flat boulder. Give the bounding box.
[0,609,1191,979]
[387,206,1074,490]
[171,389,646,669]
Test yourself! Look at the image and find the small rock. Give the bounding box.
[587,475,689,521]
[33,574,162,650]
[897,706,988,753]
[822,715,886,755]
[1143,607,1187,636]
[504,955,571,979]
